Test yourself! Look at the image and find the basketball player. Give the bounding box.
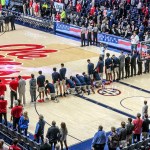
[52,67,62,96]
[105,53,112,83]
[37,71,45,101]
[112,55,120,81]
[59,63,67,96]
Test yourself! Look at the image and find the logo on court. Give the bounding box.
[98,88,121,96]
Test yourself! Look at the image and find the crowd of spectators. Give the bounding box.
[18,0,150,40]
[91,101,149,150]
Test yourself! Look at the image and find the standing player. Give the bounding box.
[112,55,120,81]
[87,59,94,83]
[95,57,104,81]
[87,23,92,46]
[37,71,45,101]
[9,77,18,108]
[81,24,86,47]
[52,67,62,96]
[0,80,7,97]
[105,53,112,83]
[93,24,98,45]
[59,63,67,96]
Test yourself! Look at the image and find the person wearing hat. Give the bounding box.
[0,95,7,126]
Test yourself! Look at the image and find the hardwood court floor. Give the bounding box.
[0,25,150,147]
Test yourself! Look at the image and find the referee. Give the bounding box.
[93,24,98,45]
[81,24,86,47]
[87,23,92,46]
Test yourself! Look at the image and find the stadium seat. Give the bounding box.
[143,138,150,146]
[28,139,37,150]
[128,144,135,150]
[8,128,16,138]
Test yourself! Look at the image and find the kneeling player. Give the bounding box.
[65,77,75,94]
[93,71,102,88]
[45,80,56,100]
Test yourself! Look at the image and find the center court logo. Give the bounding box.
[0,44,57,83]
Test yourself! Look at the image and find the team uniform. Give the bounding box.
[76,75,86,91]
[52,71,62,95]
[37,75,45,92]
[66,79,75,94]
[87,62,94,79]
[95,60,104,80]
[45,83,56,100]
[93,71,102,87]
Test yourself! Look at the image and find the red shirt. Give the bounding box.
[76,3,81,13]
[90,6,95,16]
[29,0,33,7]
[56,14,60,21]
[9,145,21,150]
[0,4,2,11]
[0,82,7,96]
[35,4,39,12]
[133,118,143,134]
[9,80,18,92]
[0,100,7,113]
[11,106,23,118]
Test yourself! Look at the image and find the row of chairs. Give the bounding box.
[121,138,150,150]
[0,123,41,150]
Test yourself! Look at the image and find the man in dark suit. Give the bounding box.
[131,51,137,76]
[10,13,15,30]
[125,54,130,78]
[4,13,10,32]
[0,16,4,32]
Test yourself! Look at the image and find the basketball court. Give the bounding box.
[0,24,150,148]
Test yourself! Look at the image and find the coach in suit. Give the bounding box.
[119,51,125,80]
[131,51,137,76]
[18,75,26,105]
[125,54,130,78]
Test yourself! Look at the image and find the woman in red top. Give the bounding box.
[56,12,61,21]
[9,138,21,150]
[0,95,7,126]
[34,2,39,16]
[76,2,81,13]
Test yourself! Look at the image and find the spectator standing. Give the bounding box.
[40,138,51,150]
[142,100,148,119]
[0,95,7,126]
[60,122,68,150]
[126,118,134,145]
[108,127,119,150]
[119,51,125,80]
[118,121,127,148]
[9,77,18,108]
[81,25,86,47]
[10,100,23,130]
[37,71,45,101]
[59,63,67,97]
[91,125,106,150]
[46,121,60,149]
[8,138,21,150]
[142,114,150,139]
[34,115,45,143]
[18,111,29,136]
[29,74,36,102]
[125,53,131,78]
[18,75,26,105]
[133,113,143,142]
[0,139,8,150]
[0,80,6,97]
[131,31,139,53]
